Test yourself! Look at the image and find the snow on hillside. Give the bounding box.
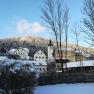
[34,83,94,94]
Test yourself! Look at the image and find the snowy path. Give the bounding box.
[34,83,94,94]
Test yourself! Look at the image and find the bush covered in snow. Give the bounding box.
[0,60,37,94]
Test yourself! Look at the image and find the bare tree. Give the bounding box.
[72,25,83,72]
[41,0,69,59]
[83,0,94,46]
[72,25,80,53]
[63,7,69,59]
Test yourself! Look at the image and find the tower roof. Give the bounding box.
[48,40,53,46]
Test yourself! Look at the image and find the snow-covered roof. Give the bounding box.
[35,50,44,54]
[9,47,29,54]
[18,47,29,53]
[63,60,94,68]
[60,48,74,51]
[9,49,16,53]
[23,48,29,53]
[34,50,46,56]
[32,61,47,66]
[82,52,92,57]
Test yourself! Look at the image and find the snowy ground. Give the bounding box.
[34,83,94,94]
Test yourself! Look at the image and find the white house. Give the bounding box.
[32,61,47,74]
[9,47,29,60]
[34,50,46,61]
[33,50,47,74]
[9,48,47,74]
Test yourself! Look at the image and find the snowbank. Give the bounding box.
[34,83,94,94]
[63,60,94,68]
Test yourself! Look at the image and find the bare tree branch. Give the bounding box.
[41,0,69,59]
[83,0,94,46]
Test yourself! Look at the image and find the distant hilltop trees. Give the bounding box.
[0,36,94,55]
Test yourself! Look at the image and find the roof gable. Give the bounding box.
[34,50,46,56]
[15,47,29,53]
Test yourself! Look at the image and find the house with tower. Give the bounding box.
[0,39,92,75]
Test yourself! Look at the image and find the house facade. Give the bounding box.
[9,47,29,60]
[63,48,75,62]
[34,50,46,61]
[9,47,47,74]
[33,50,47,74]
[32,61,47,74]
[55,48,85,62]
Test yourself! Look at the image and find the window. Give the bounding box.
[36,57,37,59]
[39,57,41,59]
[42,57,44,59]
[41,53,42,54]
[43,68,45,70]
[38,53,39,54]
[40,68,41,70]
[57,64,61,68]
[57,65,60,67]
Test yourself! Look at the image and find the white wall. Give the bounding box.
[48,46,54,62]
[32,60,47,73]
[14,48,29,60]
[34,50,46,61]
[36,66,47,73]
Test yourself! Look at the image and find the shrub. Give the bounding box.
[0,60,37,94]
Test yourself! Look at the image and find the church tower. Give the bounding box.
[48,40,55,62]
